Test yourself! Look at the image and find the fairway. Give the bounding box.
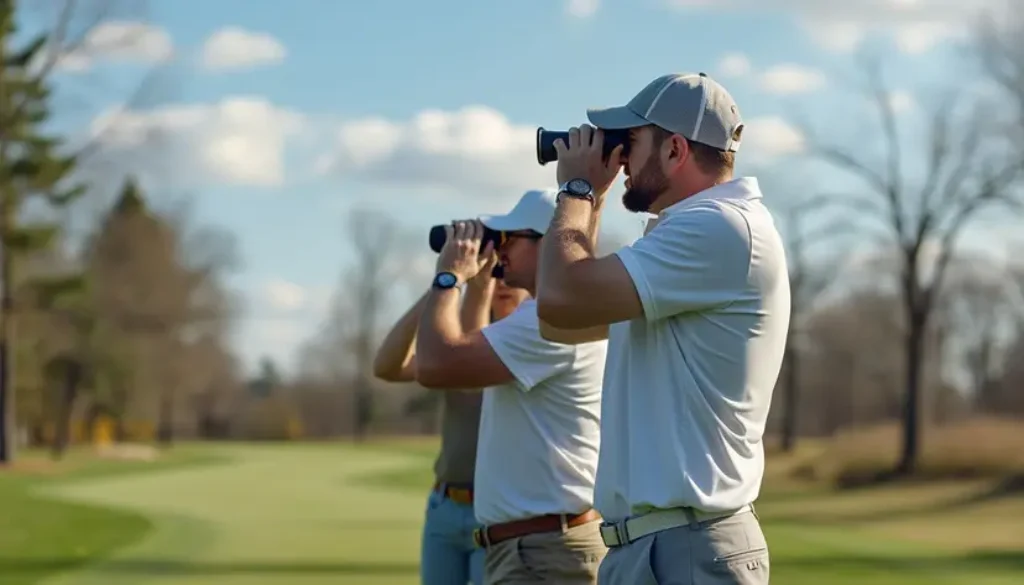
[3,442,1022,585]
[30,444,427,585]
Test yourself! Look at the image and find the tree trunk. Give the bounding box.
[353,378,371,442]
[51,361,82,460]
[51,379,78,460]
[157,393,174,446]
[114,415,126,442]
[897,315,926,475]
[0,276,14,463]
[780,344,800,453]
[0,340,11,464]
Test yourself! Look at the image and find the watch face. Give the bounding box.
[568,178,592,195]
[435,272,458,288]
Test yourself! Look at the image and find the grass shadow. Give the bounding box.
[0,558,419,577]
[956,473,1024,504]
[762,472,1024,527]
[779,549,1024,574]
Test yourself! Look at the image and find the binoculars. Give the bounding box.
[535,127,630,165]
[428,224,505,278]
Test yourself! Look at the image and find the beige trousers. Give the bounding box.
[483,519,607,584]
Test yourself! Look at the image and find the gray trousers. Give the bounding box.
[597,509,769,584]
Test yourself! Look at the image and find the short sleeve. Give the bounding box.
[480,301,576,391]
[614,204,752,321]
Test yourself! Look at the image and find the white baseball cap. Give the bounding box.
[479,188,558,235]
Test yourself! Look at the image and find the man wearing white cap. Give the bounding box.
[536,73,790,584]
[416,188,609,584]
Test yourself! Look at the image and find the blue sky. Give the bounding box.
[37,0,1017,374]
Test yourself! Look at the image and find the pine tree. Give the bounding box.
[0,2,86,463]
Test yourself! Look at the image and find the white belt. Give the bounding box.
[599,504,752,548]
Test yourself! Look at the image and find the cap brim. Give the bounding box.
[479,213,525,232]
[586,105,649,130]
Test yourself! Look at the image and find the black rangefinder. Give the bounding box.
[428,224,505,253]
[535,127,630,166]
[428,224,505,278]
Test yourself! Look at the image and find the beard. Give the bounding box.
[621,153,670,214]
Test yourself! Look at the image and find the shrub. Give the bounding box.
[234,397,302,441]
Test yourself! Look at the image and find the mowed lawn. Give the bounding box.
[0,440,1021,585]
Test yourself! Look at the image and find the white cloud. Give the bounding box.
[201,27,286,71]
[663,0,1006,54]
[759,64,827,95]
[57,20,173,72]
[742,116,806,159]
[317,106,805,196]
[804,22,867,53]
[317,106,556,197]
[893,21,961,54]
[86,96,305,188]
[566,0,600,18]
[887,90,916,113]
[240,318,307,369]
[264,280,306,311]
[717,53,751,77]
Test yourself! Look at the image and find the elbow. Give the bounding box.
[371,355,397,382]
[536,290,578,329]
[412,347,449,389]
[371,358,388,381]
[415,363,448,389]
[373,365,399,383]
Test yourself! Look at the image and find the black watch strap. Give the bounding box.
[432,271,459,290]
[558,189,595,204]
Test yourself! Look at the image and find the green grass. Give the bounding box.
[0,444,223,585]
[1,439,1022,584]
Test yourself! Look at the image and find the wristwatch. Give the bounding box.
[557,178,595,204]
[432,271,459,290]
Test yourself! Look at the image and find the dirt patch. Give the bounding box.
[0,459,74,476]
[94,443,160,462]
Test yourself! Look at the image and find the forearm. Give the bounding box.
[416,287,466,369]
[460,281,494,333]
[587,202,603,250]
[539,198,599,300]
[372,292,427,381]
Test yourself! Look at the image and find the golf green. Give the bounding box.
[4,442,1021,585]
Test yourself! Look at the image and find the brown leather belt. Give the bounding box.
[433,481,474,505]
[473,508,601,548]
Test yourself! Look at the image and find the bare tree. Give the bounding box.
[979,7,1024,121]
[938,255,1023,404]
[776,197,856,452]
[807,58,1024,474]
[801,288,905,434]
[309,209,420,441]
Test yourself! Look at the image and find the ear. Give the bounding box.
[665,134,690,173]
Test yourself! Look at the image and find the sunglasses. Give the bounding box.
[500,230,543,244]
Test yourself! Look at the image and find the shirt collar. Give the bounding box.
[659,177,762,218]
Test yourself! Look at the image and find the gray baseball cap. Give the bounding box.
[587,73,743,152]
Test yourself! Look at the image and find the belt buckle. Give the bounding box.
[472,527,488,548]
[599,520,626,548]
[615,520,630,546]
[449,487,472,505]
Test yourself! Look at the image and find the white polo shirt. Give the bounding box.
[594,177,790,521]
[475,299,607,526]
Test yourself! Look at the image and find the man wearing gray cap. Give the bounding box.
[416,188,609,584]
[536,73,790,584]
